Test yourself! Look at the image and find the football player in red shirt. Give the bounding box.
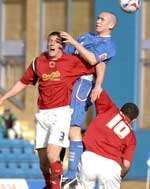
[75,90,139,189]
[0,31,95,189]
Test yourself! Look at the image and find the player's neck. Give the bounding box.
[98,30,112,37]
[49,51,63,60]
[100,34,111,37]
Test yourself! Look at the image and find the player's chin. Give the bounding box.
[48,52,56,57]
[96,27,102,33]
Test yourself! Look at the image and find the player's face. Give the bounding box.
[96,12,113,35]
[47,35,63,59]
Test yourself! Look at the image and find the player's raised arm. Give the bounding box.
[0,81,27,105]
[60,31,97,65]
[90,62,106,101]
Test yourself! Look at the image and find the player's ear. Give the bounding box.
[109,22,114,30]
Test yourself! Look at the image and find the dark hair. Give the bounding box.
[120,103,139,121]
[47,31,65,47]
[47,31,61,38]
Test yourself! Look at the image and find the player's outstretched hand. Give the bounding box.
[90,86,102,102]
[60,31,76,46]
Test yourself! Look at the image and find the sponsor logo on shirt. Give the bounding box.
[42,71,61,81]
[98,53,108,62]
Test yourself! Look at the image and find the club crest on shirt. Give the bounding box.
[98,53,108,62]
[49,61,56,68]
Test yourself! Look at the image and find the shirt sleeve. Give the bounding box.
[64,44,76,54]
[78,33,116,63]
[91,42,116,63]
[122,133,137,162]
[64,33,86,54]
[95,90,116,114]
[20,63,38,85]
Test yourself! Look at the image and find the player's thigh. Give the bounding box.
[48,106,72,148]
[70,79,93,128]
[75,180,95,189]
[76,151,97,188]
[35,113,49,149]
[103,180,121,189]
[71,79,93,102]
[96,156,121,189]
[35,106,72,149]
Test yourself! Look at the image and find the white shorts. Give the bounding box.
[35,106,73,149]
[76,151,121,189]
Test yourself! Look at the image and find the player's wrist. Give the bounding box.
[72,40,79,47]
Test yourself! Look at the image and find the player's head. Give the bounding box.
[96,11,118,36]
[120,103,139,122]
[47,31,65,58]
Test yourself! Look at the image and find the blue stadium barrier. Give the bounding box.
[0,139,31,148]
[126,129,150,180]
[0,136,41,179]
[27,179,45,189]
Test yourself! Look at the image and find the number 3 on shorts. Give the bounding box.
[59,131,65,141]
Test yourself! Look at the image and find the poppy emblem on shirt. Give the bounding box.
[49,61,56,68]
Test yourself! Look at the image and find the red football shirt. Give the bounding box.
[20,52,95,109]
[83,90,136,165]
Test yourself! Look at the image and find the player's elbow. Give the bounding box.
[88,58,97,65]
[89,61,97,65]
[85,53,97,65]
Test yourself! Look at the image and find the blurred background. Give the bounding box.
[0,0,149,189]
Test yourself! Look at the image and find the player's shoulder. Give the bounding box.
[107,39,116,52]
[62,53,79,61]
[64,53,85,65]
[101,37,116,53]
[34,52,49,63]
[62,52,76,58]
[126,128,137,144]
[38,51,48,59]
[31,52,48,70]
[100,90,112,100]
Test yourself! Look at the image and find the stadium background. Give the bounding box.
[0,0,149,188]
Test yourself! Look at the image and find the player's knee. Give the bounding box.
[47,144,62,162]
[50,161,63,181]
[69,126,82,140]
[47,152,59,163]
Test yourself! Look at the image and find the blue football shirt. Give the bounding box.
[65,32,116,63]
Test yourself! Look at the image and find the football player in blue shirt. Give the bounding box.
[60,11,118,188]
